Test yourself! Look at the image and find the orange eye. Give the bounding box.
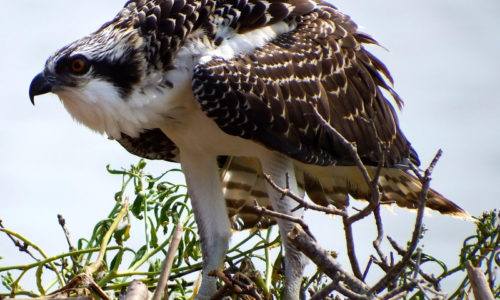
[69,56,89,74]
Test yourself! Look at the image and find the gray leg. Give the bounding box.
[260,152,308,300]
[180,152,232,300]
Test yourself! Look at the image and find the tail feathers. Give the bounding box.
[306,166,470,219]
[220,157,276,229]
[220,158,471,231]
[378,169,471,218]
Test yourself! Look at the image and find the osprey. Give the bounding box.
[29,0,468,298]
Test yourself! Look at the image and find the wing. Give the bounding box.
[117,129,180,162]
[192,1,418,168]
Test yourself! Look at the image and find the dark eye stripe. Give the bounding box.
[92,59,141,98]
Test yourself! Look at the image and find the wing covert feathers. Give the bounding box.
[113,0,468,228]
[192,1,417,168]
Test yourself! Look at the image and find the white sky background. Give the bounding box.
[1,0,499,295]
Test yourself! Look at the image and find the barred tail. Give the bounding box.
[305,165,470,219]
[220,158,471,231]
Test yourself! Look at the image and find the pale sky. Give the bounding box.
[1,0,499,295]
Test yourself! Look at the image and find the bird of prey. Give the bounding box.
[29,0,468,298]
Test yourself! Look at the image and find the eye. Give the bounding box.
[69,55,90,75]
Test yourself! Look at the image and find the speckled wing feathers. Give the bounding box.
[193,2,416,167]
[112,0,468,227]
[115,0,216,69]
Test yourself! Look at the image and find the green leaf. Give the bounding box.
[129,245,148,269]
[138,159,147,169]
[131,191,147,219]
[1,272,14,291]
[106,164,128,175]
[110,248,124,271]
[148,217,158,248]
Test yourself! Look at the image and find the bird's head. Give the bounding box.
[29,0,206,139]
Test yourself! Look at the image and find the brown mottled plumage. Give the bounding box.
[112,0,468,230]
[29,0,469,298]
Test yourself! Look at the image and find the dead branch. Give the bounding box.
[309,281,337,300]
[465,261,495,300]
[253,200,315,239]
[57,215,76,252]
[387,236,440,290]
[342,207,363,280]
[123,280,148,300]
[152,222,184,300]
[49,273,111,300]
[372,206,388,270]
[0,220,52,271]
[376,280,420,300]
[288,225,370,296]
[312,108,373,185]
[57,215,78,274]
[369,150,441,294]
[208,270,263,300]
[262,174,345,216]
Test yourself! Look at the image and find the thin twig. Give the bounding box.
[369,150,442,294]
[152,222,184,300]
[372,206,387,268]
[386,236,440,289]
[49,273,111,300]
[253,200,316,239]
[342,207,363,279]
[57,214,78,274]
[309,281,337,300]
[312,108,372,185]
[57,215,76,252]
[0,220,45,266]
[0,227,64,287]
[362,257,374,282]
[377,279,421,300]
[262,174,345,216]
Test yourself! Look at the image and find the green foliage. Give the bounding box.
[394,210,499,300]
[0,160,282,299]
[0,161,498,299]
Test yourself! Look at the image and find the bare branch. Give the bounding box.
[288,225,371,297]
[372,206,387,267]
[123,280,149,300]
[0,220,43,265]
[312,108,372,185]
[369,150,442,294]
[57,215,76,252]
[208,270,263,300]
[465,261,495,300]
[342,208,363,280]
[376,280,420,300]
[57,214,79,274]
[253,200,316,239]
[262,174,345,216]
[309,281,337,300]
[387,236,439,290]
[49,273,111,300]
[152,222,184,300]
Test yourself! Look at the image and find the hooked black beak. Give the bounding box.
[29,73,52,105]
